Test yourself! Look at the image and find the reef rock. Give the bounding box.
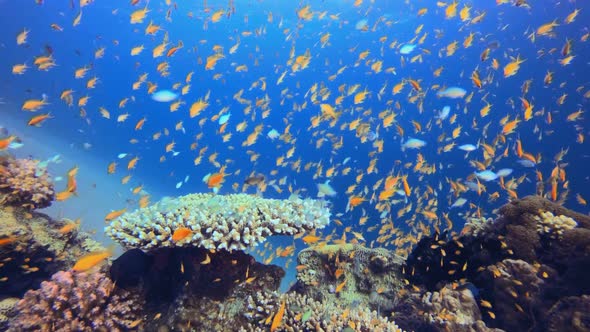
[291,243,404,315]
[543,295,590,332]
[393,284,503,332]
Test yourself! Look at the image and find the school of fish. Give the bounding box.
[5,1,590,313]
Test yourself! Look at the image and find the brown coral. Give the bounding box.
[9,270,143,332]
[0,157,55,210]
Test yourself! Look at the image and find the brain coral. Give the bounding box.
[9,270,142,332]
[106,193,331,252]
[0,157,55,210]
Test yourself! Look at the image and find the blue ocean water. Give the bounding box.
[1,0,589,288]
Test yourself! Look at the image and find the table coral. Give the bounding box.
[0,157,55,210]
[9,270,143,332]
[106,193,330,252]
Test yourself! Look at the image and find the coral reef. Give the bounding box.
[393,284,502,332]
[0,206,105,297]
[106,193,330,252]
[9,270,143,332]
[242,291,403,332]
[403,195,590,332]
[292,243,404,315]
[110,247,285,331]
[0,157,55,210]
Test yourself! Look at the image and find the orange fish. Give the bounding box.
[207,166,227,188]
[58,219,81,234]
[172,227,193,242]
[104,208,127,222]
[27,113,53,127]
[269,301,285,332]
[73,249,113,272]
[0,136,16,150]
[0,236,18,247]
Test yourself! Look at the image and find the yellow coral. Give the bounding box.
[534,211,577,239]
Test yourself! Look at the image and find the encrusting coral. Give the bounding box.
[0,157,55,210]
[9,270,143,332]
[106,193,330,252]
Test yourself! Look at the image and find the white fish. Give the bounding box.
[402,138,426,150]
[218,113,231,125]
[172,151,180,157]
[475,170,498,182]
[343,157,351,165]
[54,176,63,182]
[176,181,183,189]
[184,175,190,183]
[517,159,536,168]
[118,153,128,159]
[8,141,23,149]
[496,168,513,177]
[317,180,337,197]
[399,44,417,55]
[451,198,468,208]
[151,90,178,102]
[267,129,280,140]
[436,106,451,120]
[436,87,467,99]
[458,144,478,152]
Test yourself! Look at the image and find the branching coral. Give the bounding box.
[0,157,54,210]
[242,291,404,332]
[9,270,143,332]
[106,193,330,252]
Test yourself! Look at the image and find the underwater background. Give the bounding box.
[0,0,589,331]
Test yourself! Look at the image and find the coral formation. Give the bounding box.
[292,244,404,315]
[0,157,55,210]
[0,206,105,297]
[106,193,330,252]
[0,298,18,331]
[403,196,590,332]
[112,247,285,331]
[9,270,143,332]
[393,284,502,332]
[534,211,577,239]
[242,291,403,332]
